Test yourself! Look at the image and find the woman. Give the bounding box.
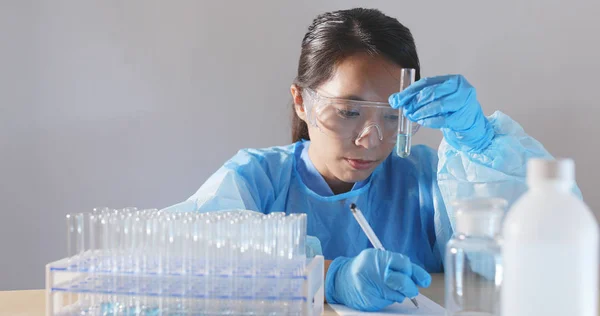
[167,8,555,311]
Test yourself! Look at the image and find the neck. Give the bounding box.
[308,145,354,195]
[329,180,354,195]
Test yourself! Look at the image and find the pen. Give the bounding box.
[349,203,419,309]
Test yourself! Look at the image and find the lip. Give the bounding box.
[345,158,377,170]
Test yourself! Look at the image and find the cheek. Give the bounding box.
[321,140,347,162]
[308,128,346,156]
[382,142,396,158]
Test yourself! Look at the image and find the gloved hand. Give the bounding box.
[306,235,323,258]
[389,74,494,153]
[325,248,431,312]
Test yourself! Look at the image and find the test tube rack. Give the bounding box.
[46,254,324,315]
[45,209,324,315]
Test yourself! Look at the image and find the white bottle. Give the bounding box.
[501,158,598,316]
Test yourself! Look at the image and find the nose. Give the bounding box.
[354,123,383,149]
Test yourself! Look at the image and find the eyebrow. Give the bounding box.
[316,89,388,103]
[337,94,390,104]
[341,95,367,101]
[315,89,364,101]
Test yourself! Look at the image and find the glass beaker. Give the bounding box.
[445,198,506,316]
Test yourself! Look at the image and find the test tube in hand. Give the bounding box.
[397,68,416,158]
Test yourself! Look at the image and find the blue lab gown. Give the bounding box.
[164,111,562,272]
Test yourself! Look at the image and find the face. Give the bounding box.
[292,53,401,192]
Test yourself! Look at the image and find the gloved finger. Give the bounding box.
[388,75,457,110]
[380,286,407,304]
[409,98,480,133]
[383,271,419,298]
[386,252,412,274]
[406,85,475,124]
[411,114,448,129]
[410,263,432,288]
[305,236,323,258]
[404,100,445,122]
[400,75,455,99]
[405,80,466,115]
[443,102,481,130]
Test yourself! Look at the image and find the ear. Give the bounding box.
[290,84,307,121]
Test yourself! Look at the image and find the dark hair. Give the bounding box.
[292,8,421,142]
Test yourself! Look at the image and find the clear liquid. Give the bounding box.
[396,133,411,158]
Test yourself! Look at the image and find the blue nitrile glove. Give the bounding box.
[389,74,494,153]
[325,248,431,312]
[306,236,323,258]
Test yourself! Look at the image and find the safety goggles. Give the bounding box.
[302,88,419,143]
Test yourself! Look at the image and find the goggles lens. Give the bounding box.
[303,89,419,142]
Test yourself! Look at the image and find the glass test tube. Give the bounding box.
[65,214,76,305]
[87,213,98,311]
[397,68,416,158]
[58,209,324,314]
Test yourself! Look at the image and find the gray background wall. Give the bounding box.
[1,0,598,290]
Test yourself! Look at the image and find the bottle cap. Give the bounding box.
[453,198,507,237]
[527,158,574,186]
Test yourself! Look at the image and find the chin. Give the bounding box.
[340,169,373,183]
